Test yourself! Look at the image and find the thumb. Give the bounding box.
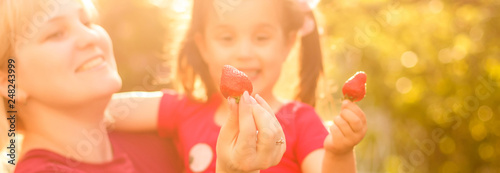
[236,91,258,149]
[218,97,239,144]
[224,97,240,131]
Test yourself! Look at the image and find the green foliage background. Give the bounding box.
[313,0,500,172]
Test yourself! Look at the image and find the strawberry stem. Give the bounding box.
[234,97,241,104]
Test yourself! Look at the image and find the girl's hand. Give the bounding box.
[324,100,367,155]
[216,91,286,173]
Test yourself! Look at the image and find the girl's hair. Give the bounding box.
[0,0,97,147]
[176,0,323,106]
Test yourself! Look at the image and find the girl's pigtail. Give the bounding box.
[297,11,323,107]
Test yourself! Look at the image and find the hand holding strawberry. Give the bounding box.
[324,71,367,156]
[220,65,253,103]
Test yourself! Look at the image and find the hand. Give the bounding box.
[324,100,367,155]
[216,91,286,173]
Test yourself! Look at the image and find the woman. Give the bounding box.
[0,0,285,172]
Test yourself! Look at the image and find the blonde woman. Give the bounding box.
[0,0,285,172]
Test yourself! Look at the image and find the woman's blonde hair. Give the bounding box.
[0,0,98,148]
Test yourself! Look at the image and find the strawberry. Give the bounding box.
[342,71,367,102]
[220,65,253,103]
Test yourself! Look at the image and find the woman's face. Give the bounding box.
[15,1,121,107]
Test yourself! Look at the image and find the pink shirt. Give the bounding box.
[158,90,328,173]
[14,132,182,173]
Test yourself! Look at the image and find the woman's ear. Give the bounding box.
[0,71,28,105]
[194,33,209,63]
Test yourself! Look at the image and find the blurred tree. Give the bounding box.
[96,0,176,91]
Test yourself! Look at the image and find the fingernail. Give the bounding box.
[243,91,250,103]
[255,94,261,100]
[343,100,349,105]
[249,96,257,104]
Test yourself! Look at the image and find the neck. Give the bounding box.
[20,97,113,164]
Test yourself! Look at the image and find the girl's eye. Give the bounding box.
[257,36,269,41]
[217,33,234,44]
[220,35,233,42]
[255,34,270,42]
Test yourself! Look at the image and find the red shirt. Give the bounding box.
[158,90,329,173]
[14,132,182,173]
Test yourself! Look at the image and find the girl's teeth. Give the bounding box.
[77,57,105,72]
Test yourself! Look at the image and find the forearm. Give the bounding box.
[322,150,356,173]
[107,92,162,131]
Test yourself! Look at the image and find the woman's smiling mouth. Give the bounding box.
[76,56,106,73]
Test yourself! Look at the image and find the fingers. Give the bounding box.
[255,94,282,131]
[328,124,345,147]
[237,91,258,150]
[252,106,278,144]
[225,97,240,131]
[218,97,239,146]
[252,95,286,168]
[255,94,274,115]
[333,116,353,138]
[341,100,366,125]
[253,106,281,164]
[340,109,363,132]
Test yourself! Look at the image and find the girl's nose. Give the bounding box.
[235,39,254,60]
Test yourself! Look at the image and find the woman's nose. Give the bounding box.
[76,24,100,49]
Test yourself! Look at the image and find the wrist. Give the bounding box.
[216,160,259,173]
[325,148,355,160]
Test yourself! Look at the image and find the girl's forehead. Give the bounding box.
[207,0,283,27]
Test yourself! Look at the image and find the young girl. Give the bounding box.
[0,0,285,172]
[110,0,367,172]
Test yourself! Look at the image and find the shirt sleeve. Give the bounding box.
[294,103,329,165]
[157,89,185,138]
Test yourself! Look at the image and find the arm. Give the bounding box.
[322,100,367,173]
[107,91,163,132]
[301,100,367,173]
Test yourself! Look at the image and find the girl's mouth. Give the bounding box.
[240,69,260,81]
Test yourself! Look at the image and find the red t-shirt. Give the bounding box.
[13,132,183,173]
[158,90,329,173]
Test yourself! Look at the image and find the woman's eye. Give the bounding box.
[84,21,93,27]
[46,31,65,41]
[82,18,94,28]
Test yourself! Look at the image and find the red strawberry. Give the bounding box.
[220,65,253,103]
[342,71,367,102]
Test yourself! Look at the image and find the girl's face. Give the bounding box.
[15,1,121,107]
[196,0,296,97]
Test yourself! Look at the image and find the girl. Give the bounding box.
[0,0,285,172]
[110,0,367,172]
